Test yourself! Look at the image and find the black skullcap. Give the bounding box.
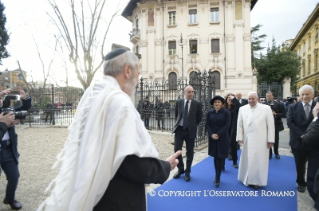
[104,48,128,61]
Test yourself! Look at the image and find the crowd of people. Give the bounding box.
[137,97,171,130]
[27,49,318,210]
[172,85,318,210]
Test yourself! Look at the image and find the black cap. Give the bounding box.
[104,48,128,61]
[210,95,225,105]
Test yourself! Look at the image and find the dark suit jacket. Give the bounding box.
[0,122,8,140]
[206,108,231,158]
[287,100,316,149]
[227,98,242,144]
[172,99,202,139]
[0,96,32,164]
[93,155,170,211]
[301,117,319,196]
[302,118,319,151]
[264,100,285,131]
[239,99,248,105]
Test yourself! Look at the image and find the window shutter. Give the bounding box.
[211,39,219,53]
[189,9,197,15]
[168,41,176,49]
[190,40,197,45]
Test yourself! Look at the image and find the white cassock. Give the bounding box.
[38,75,158,211]
[236,103,275,186]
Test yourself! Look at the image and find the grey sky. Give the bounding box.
[251,0,318,52]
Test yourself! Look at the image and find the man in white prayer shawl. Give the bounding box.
[236,92,275,190]
[38,49,181,211]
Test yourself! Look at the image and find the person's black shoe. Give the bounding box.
[173,170,185,179]
[297,185,306,193]
[249,185,259,190]
[228,154,232,160]
[269,155,272,159]
[3,199,22,210]
[233,164,238,169]
[214,180,220,187]
[184,173,191,182]
[275,154,280,159]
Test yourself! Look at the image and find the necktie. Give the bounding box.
[183,101,189,129]
[305,103,310,119]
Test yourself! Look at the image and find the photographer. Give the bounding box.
[264,91,286,159]
[0,86,31,210]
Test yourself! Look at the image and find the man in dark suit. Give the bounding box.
[172,85,202,182]
[0,86,31,210]
[236,92,248,105]
[156,99,164,130]
[287,84,317,194]
[302,101,319,210]
[264,91,286,159]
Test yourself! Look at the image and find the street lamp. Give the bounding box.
[179,33,184,87]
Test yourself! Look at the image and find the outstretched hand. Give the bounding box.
[166,150,182,170]
[17,86,26,100]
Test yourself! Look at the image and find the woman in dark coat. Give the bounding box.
[225,93,243,168]
[206,96,231,187]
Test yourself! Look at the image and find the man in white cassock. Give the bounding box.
[38,49,181,211]
[236,92,275,189]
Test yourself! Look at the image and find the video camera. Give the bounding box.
[2,91,27,120]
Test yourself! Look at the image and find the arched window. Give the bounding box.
[210,71,220,89]
[189,71,197,86]
[168,72,177,90]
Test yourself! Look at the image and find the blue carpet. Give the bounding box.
[147,151,297,211]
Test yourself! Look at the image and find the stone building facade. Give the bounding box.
[122,0,258,96]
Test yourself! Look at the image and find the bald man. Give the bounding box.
[172,85,203,182]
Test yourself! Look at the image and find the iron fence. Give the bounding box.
[21,85,84,126]
[135,70,215,147]
[258,82,283,99]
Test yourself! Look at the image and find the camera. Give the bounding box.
[2,92,27,120]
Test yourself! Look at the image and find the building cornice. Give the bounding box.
[122,0,259,20]
[290,3,319,50]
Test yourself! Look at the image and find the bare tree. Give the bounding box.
[17,37,58,104]
[47,0,119,90]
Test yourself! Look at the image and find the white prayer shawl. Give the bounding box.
[236,103,275,186]
[38,76,159,211]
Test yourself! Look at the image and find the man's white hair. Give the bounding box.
[103,51,138,77]
[299,84,314,95]
[247,91,258,98]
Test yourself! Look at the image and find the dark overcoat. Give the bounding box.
[226,98,242,145]
[206,108,231,158]
[0,97,32,164]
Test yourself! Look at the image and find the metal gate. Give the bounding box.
[135,70,215,147]
[258,82,283,99]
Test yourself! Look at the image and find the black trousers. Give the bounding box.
[0,144,20,202]
[174,126,195,173]
[307,151,319,203]
[230,139,238,164]
[269,130,280,156]
[291,147,308,187]
[45,112,53,123]
[214,157,223,182]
